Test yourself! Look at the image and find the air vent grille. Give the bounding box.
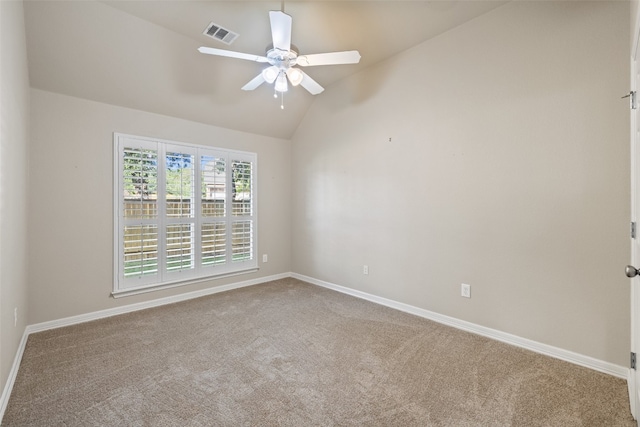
[203,22,238,45]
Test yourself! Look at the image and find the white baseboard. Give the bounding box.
[1,271,630,423]
[0,329,28,422]
[292,273,630,380]
[27,272,289,334]
[0,272,289,422]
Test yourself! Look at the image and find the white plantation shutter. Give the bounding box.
[232,221,253,261]
[120,138,159,288]
[231,158,254,263]
[114,134,257,295]
[164,147,196,281]
[200,154,227,267]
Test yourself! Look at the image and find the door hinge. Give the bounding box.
[632,222,637,239]
[623,91,637,109]
[632,352,636,370]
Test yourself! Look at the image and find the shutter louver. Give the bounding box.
[166,224,194,271]
[202,223,226,265]
[165,151,195,274]
[232,220,253,261]
[232,160,252,216]
[201,156,226,218]
[123,225,158,277]
[122,146,158,281]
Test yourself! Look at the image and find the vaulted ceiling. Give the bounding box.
[23,1,507,139]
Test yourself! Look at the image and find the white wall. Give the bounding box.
[28,89,291,324]
[291,1,630,366]
[633,0,639,52]
[0,0,30,389]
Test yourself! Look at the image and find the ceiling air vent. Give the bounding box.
[203,22,239,45]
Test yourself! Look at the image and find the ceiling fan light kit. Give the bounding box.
[286,68,303,86]
[274,72,288,93]
[262,66,279,84]
[198,10,361,109]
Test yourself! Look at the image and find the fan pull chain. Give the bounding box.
[281,91,285,109]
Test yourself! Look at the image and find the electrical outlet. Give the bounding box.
[262,254,268,263]
[363,265,369,275]
[461,283,471,298]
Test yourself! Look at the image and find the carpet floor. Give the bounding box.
[2,277,635,426]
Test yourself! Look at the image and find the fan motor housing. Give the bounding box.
[265,44,299,68]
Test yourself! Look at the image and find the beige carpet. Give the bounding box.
[3,278,635,426]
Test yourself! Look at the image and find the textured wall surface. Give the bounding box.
[28,89,292,324]
[291,1,630,366]
[0,0,30,393]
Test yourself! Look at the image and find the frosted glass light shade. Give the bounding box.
[286,68,304,86]
[275,72,288,92]
[262,66,279,83]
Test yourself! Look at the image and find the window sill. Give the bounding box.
[111,267,259,298]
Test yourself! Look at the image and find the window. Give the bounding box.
[114,133,257,296]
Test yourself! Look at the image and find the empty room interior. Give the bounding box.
[2,0,640,424]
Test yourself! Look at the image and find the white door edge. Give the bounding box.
[630,8,640,418]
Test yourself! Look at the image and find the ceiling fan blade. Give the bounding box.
[297,51,361,67]
[269,11,292,52]
[241,73,266,91]
[198,47,268,63]
[298,70,324,95]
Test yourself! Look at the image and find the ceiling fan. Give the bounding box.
[198,9,361,107]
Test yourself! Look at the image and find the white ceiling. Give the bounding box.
[23,1,507,139]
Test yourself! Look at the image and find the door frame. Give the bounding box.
[630,3,640,418]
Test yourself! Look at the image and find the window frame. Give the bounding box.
[113,133,258,297]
